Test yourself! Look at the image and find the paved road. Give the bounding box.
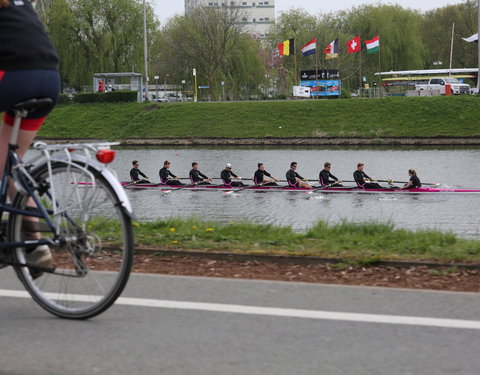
[1,269,480,375]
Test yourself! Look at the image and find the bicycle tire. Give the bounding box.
[8,160,134,319]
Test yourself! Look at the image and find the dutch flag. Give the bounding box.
[301,38,317,57]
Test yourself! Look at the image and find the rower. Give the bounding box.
[353,163,382,189]
[221,163,245,187]
[401,169,422,190]
[130,160,150,183]
[159,160,184,186]
[254,163,279,186]
[190,162,212,185]
[319,162,342,187]
[286,162,311,188]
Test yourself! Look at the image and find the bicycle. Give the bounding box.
[0,98,135,319]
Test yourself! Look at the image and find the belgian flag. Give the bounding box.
[277,38,295,56]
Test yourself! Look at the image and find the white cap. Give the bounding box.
[226,163,232,168]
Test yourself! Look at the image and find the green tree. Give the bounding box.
[158,6,265,100]
[42,0,159,89]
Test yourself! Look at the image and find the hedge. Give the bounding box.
[74,91,138,104]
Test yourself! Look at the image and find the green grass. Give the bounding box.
[131,218,480,263]
[38,96,480,140]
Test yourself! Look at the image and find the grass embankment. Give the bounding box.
[127,219,480,263]
[39,96,480,140]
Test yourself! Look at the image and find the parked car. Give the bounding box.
[415,77,471,95]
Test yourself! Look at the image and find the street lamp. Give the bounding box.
[181,80,186,102]
[221,81,225,101]
[143,0,148,102]
[193,68,198,102]
[154,75,159,101]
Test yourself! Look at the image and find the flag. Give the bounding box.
[324,38,339,60]
[365,35,380,54]
[347,35,361,53]
[301,38,317,57]
[278,38,295,56]
[463,33,478,43]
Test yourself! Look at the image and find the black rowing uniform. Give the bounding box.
[406,175,422,189]
[130,167,148,182]
[190,169,211,185]
[319,169,342,187]
[254,169,277,186]
[221,169,245,187]
[286,170,304,188]
[159,167,184,186]
[353,170,381,189]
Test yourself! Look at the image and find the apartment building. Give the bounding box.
[185,0,275,37]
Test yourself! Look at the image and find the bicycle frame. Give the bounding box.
[0,120,57,252]
[0,118,131,258]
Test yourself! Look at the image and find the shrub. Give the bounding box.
[57,94,72,105]
[74,91,138,104]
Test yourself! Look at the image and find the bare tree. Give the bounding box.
[164,5,247,99]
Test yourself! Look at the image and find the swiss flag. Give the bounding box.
[347,36,361,53]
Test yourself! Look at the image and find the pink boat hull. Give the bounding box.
[119,182,480,194]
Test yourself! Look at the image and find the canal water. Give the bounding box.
[109,146,480,239]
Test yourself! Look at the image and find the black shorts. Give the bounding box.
[0,69,60,131]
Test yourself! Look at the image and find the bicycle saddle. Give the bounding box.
[10,98,54,114]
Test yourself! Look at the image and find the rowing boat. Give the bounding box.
[120,182,480,194]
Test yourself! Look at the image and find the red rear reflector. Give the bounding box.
[96,149,116,164]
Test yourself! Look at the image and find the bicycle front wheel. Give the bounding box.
[8,161,134,319]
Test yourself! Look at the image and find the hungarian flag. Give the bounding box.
[301,38,317,57]
[324,38,339,60]
[278,38,295,56]
[365,35,380,54]
[347,36,361,53]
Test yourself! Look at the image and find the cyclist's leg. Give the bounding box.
[0,124,38,183]
[0,70,60,244]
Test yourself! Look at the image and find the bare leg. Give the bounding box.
[0,122,39,237]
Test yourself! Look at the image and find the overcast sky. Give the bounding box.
[153,0,466,25]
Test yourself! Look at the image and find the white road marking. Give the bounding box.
[2,288,480,330]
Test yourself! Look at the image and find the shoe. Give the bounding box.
[26,245,53,279]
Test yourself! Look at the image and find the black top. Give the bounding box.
[286,170,304,185]
[190,169,208,183]
[353,170,371,186]
[221,169,238,185]
[254,169,272,185]
[409,175,422,188]
[319,169,338,186]
[0,0,59,71]
[159,167,176,183]
[130,168,147,182]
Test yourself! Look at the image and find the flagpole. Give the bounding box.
[315,47,319,100]
[338,51,341,99]
[294,39,298,95]
[378,44,382,98]
[477,0,480,90]
[359,35,362,96]
[449,22,455,77]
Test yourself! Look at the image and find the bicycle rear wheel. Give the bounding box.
[8,161,134,319]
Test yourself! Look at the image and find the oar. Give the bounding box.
[162,182,201,193]
[375,179,440,186]
[210,177,253,181]
[123,180,140,188]
[341,179,440,186]
[305,182,341,195]
[222,184,255,195]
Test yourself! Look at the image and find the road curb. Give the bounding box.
[134,248,480,270]
[37,137,480,146]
